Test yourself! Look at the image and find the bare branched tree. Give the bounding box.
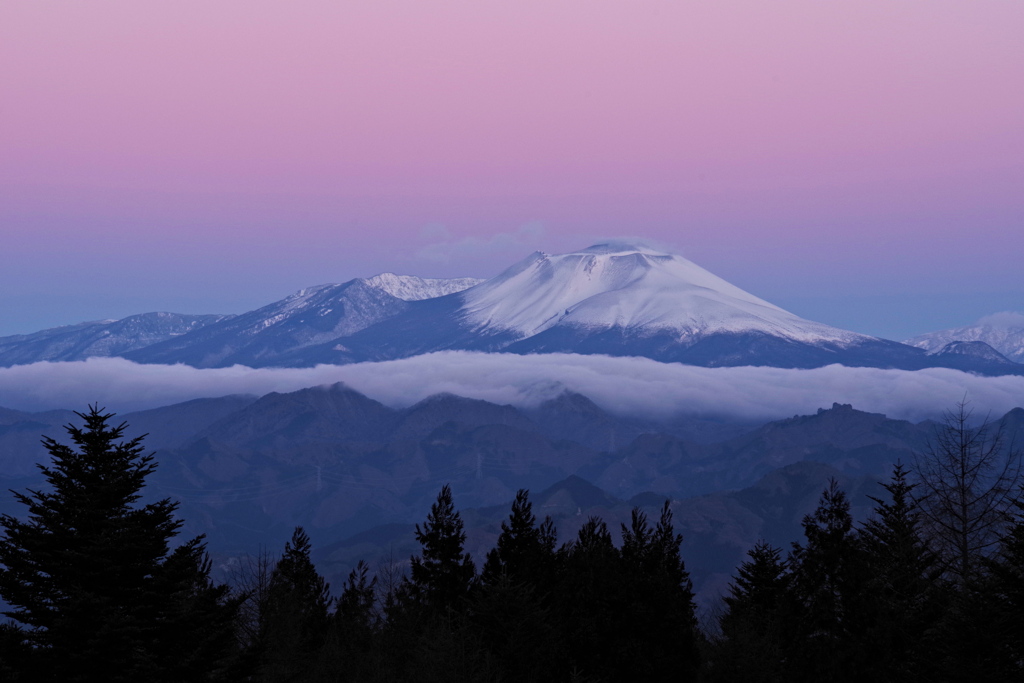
[228,548,277,648]
[375,544,407,620]
[913,399,1022,587]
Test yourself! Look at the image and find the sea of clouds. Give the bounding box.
[1,352,1023,423]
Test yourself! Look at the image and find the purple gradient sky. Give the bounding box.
[2,1,1022,340]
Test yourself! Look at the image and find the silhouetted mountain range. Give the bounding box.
[2,384,1020,604]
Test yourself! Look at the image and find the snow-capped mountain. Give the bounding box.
[0,312,231,367]
[924,340,1016,365]
[459,243,867,344]
[905,312,1024,363]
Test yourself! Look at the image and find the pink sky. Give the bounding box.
[1,1,1022,339]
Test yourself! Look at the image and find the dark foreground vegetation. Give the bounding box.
[1,404,1022,681]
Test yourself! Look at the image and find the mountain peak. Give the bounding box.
[458,243,870,345]
[928,340,1014,364]
[905,311,1024,363]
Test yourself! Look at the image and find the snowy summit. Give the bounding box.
[460,242,869,345]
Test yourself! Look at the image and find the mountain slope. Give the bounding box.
[460,242,867,343]
[906,312,1024,363]
[0,312,231,367]
[364,273,483,300]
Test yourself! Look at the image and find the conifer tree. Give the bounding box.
[406,484,476,610]
[620,502,700,682]
[0,622,28,682]
[475,490,558,680]
[539,515,557,551]
[620,507,654,568]
[715,541,793,683]
[394,486,490,682]
[0,406,238,682]
[556,517,623,680]
[789,479,868,682]
[318,560,379,682]
[268,527,331,628]
[651,501,696,602]
[481,489,554,586]
[859,463,944,681]
[255,527,331,682]
[335,559,377,635]
[987,493,1024,676]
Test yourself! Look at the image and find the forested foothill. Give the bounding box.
[1,403,1023,681]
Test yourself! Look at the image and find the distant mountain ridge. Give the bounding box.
[122,279,425,368]
[0,383,954,538]
[0,312,232,366]
[906,312,1024,363]
[0,275,482,369]
[2,243,1021,375]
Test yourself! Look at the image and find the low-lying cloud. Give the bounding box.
[1,353,1022,423]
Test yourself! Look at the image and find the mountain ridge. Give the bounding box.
[2,243,1021,375]
[906,312,1024,363]
[0,312,232,366]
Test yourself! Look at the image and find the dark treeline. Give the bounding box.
[1,404,1023,681]
[229,486,701,682]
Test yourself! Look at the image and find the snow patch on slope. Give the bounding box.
[269,284,341,318]
[365,273,483,301]
[460,242,872,345]
[260,271,482,327]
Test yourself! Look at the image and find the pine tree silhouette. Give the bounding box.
[407,484,476,611]
[0,406,238,682]
[254,527,331,681]
[715,541,794,682]
[789,479,868,683]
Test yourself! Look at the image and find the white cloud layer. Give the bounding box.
[2,353,1023,423]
